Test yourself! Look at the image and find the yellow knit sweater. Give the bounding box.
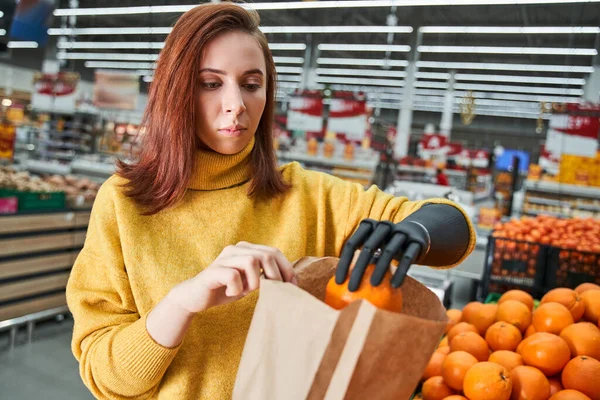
[66,136,476,399]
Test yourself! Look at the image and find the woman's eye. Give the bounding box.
[202,82,221,89]
[244,84,261,91]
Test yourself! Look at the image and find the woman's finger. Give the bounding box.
[236,242,294,283]
[219,255,261,293]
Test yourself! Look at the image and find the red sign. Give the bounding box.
[327,93,367,140]
[546,103,600,157]
[420,134,447,150]
[287,92,324,132]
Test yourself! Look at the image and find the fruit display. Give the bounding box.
[43,174,100,205]
[484,216,600,298]
[416,286,600,400]
[0,166,61,193]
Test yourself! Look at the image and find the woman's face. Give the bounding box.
[196,30,267,155]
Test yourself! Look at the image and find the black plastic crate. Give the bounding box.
[480,236,548,300]
[545,247,600,289]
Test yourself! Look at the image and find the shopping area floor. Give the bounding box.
[0,248,485,399]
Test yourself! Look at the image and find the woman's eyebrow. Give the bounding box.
[199,68,264,76]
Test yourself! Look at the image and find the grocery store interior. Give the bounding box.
[1,0,600,399]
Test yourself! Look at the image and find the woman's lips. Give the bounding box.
[218,128,246,137]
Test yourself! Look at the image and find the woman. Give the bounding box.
[66,3,475,399]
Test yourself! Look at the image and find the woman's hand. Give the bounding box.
[167,242,296,314]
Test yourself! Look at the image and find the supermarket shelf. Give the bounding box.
[71,159,116,176]
[26,159,71,175]
[522,209,570,218]
[397,165,467,177]
[524,180,600,199]
[576,202,600,212]
[276,151,378,171]
[526,196,571,207]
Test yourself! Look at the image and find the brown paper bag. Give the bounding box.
[233,257,448,400]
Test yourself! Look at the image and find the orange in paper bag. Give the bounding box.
[324,263,403,313]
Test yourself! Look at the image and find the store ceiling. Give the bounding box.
[5,0,600,120]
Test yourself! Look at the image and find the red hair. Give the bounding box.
[117,3,289,215]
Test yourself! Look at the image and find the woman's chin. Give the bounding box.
[204,135,252,155]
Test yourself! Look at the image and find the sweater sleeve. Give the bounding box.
[66,178,180,399]
[328,179,476,269]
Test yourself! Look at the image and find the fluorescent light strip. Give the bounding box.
[413,101,542,115]
[415,72,452,80]
[412,104,549,120]
[317,57,409,67]
[262,26,412,34]
[414,81,451,89]
[415,88,582,103]
[7,41,39,49]
[53,1,600,16]
[277,75,302,82]
[453,83,584,95]
[316,76,404,87]
[367,102,403,110]
[49,26,412,36]
[56,41,305,51]
[143,76,153,83]
[417,61,594,73]
[420,26,600,34]
[273,56,305,64]
[316,68,406,78]
[317,84,404,94]
[59,52,159,61]
[85,61,156,69]
[367,93,404,101]
[455,73,586,85]
[418,45,598,56]
[414,95,542,109]
[318,44,410,52]
[58,41,165,49]
[275,66,304,74]
[277,82,300,89]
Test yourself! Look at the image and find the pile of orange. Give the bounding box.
[417,283,600,400]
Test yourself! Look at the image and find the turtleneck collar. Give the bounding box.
[187,136,255,191]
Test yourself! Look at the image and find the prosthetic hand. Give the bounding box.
[335,203,471,292]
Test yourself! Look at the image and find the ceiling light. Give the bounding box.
[58,41,165,49]
[277,75,302,82]
[54,1,600,16]
[316,68,406,78]
[49,26,412,36]
[418,45,598,56]
[7,41,39,49]
[1,99,12,107]
[315,76,405,87]
[143,76,153,83]
[318,44,411,52]
[85,61,156,69]
[417,61,595,73]
[268,43,307,50]
[414,88,582,103]
[420,26,600,34]
[0,29,6,36]
[273,56,305,64]
[455,73,586,85]
[317,57,409,67]
[414,81,451,89]
[415,72,452,80]
[274,66,304,74]
[453,83,584,95]
[277,82,300,89]
[59,52,159,61]
[0,11,4,18]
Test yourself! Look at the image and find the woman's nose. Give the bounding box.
[222,85,247,115]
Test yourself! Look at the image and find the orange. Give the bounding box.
[510,365,551,400]
[422,376,456,400]
[423,350,447,381]
[550,390,592,400]
[446,309,462,334]
[559,322,600,360]
[437,346,451,355]
[488,351,524,372]
[496,300,533,333]
[575,283,600,294]
[442,396,468,400]
[561,356,600,400]
[438,336,449,349]
[324,264,403,312]
[525,324,536,338]
[463,362,512,400]
[447,322,478,343]
[461,302,483,324]
[441,351,478,391]
[519,332,571,376]
[464,303,498,335]
[581,290,600,324]
[532,302,574,335]
[542,288,585,322]
[499,290,535,310]
[486,322,523,352]
[549,377,563,396]
[450,331,490,362]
